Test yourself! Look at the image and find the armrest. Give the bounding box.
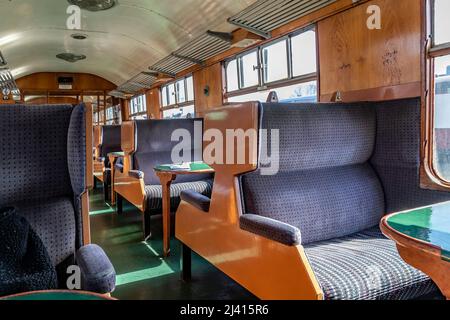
[240,214,302,246]
[129,170,144,179]
[76,244,116,294]
[180,190,210,212]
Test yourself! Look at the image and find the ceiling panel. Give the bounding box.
[0,0,257,85]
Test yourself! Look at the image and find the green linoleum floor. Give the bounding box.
[89,187,256,300]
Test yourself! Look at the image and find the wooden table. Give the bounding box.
[107,152,125,205]
[154,162,214,257]
[381,202,450,299]
[0,290,115,300]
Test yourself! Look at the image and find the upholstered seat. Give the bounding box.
[304,227,438,300]
[238,99,449,300]
[0,104,116,294]
[145,180,213,212]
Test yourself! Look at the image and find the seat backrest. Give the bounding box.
[240,103,385,245]
[100,125,122,166]
[370,98,450,212]
[133,118,208,185]
[0,104,87,265]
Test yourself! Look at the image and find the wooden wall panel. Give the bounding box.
[16,72,116,92]
[318,0,422,101]
[193,63,224,115]
[146,88,161,119]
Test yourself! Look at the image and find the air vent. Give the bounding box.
[56,53,86,63]
[67,0,116,11]
[71,33,88,40]
[228,0,337,38]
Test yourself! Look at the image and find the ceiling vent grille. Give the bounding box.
[228,0,337,38]
[67,0,116,12]
[149,32,231,77]
[0,68,20,98]
[56,53,86,63]
[116,72,158,95]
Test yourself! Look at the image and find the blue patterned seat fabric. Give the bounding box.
[304,227,438,300]
[240,99,449,300]
[0,104,115,293]
[133,119,213,212]
[145,180,213,212]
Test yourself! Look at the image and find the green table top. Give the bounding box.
[1,291,111,301]
[108,151,125,157]
[154,162,213,173]
[387,202,450,262]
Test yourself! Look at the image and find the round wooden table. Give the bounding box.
[380,202,450,299]
[0,290,115,301]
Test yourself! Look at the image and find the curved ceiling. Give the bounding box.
[0,0,257,85]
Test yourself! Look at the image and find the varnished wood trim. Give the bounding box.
[81,191,91,245]
[320,82,422,103]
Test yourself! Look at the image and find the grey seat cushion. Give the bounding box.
[304,227,439,300]
[13,197,76,267]
[145,180,213,212]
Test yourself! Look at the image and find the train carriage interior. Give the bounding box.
[0,0,450,305]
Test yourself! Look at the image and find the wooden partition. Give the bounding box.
[175,102,323,300]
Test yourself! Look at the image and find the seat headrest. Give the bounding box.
[259,103,376,172]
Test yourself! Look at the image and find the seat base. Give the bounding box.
[304,227,441,300]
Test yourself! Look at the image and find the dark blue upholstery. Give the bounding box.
[99,125,122,168]
[304,227,439,300]
[180,190,211,212]
[370,99,450,212]
[0,104,115,293]
[241,103,384,244]
[239,98,449,300]
[76,244,116,293]
[132,119,213,212]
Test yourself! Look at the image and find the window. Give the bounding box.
[430,0,450,182]
[262,40,289,83]
[106,104,122,125]
[161,75,195,119]
[130,94,147,120]
[225,27,317,101]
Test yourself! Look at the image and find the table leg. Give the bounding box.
[158,172,176,257]
[109,156,116,205]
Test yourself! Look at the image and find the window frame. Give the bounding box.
[160,75,195,116]
[224,25,318,99]
[129,94,147,119]
[424,0,450,190]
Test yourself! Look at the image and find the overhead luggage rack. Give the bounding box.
[115,72,158,95]
[228,0,337,38]
[149,32,232,77]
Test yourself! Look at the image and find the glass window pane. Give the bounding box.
[434,55,450,180]
[226,59,239,92]
[262,40,288,83]
[162,86,168,107]
[168,83,176,105]
[228,81,317,103]
[186,76,194,101]
[434,0,450,45]
[292,30,317,77]
[239,51,259,88]
[176,79,186,103]
[163,104,195,119]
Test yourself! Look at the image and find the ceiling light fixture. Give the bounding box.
[67,0,116,12]
[56,53,87,63]
[71,33,88,40]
